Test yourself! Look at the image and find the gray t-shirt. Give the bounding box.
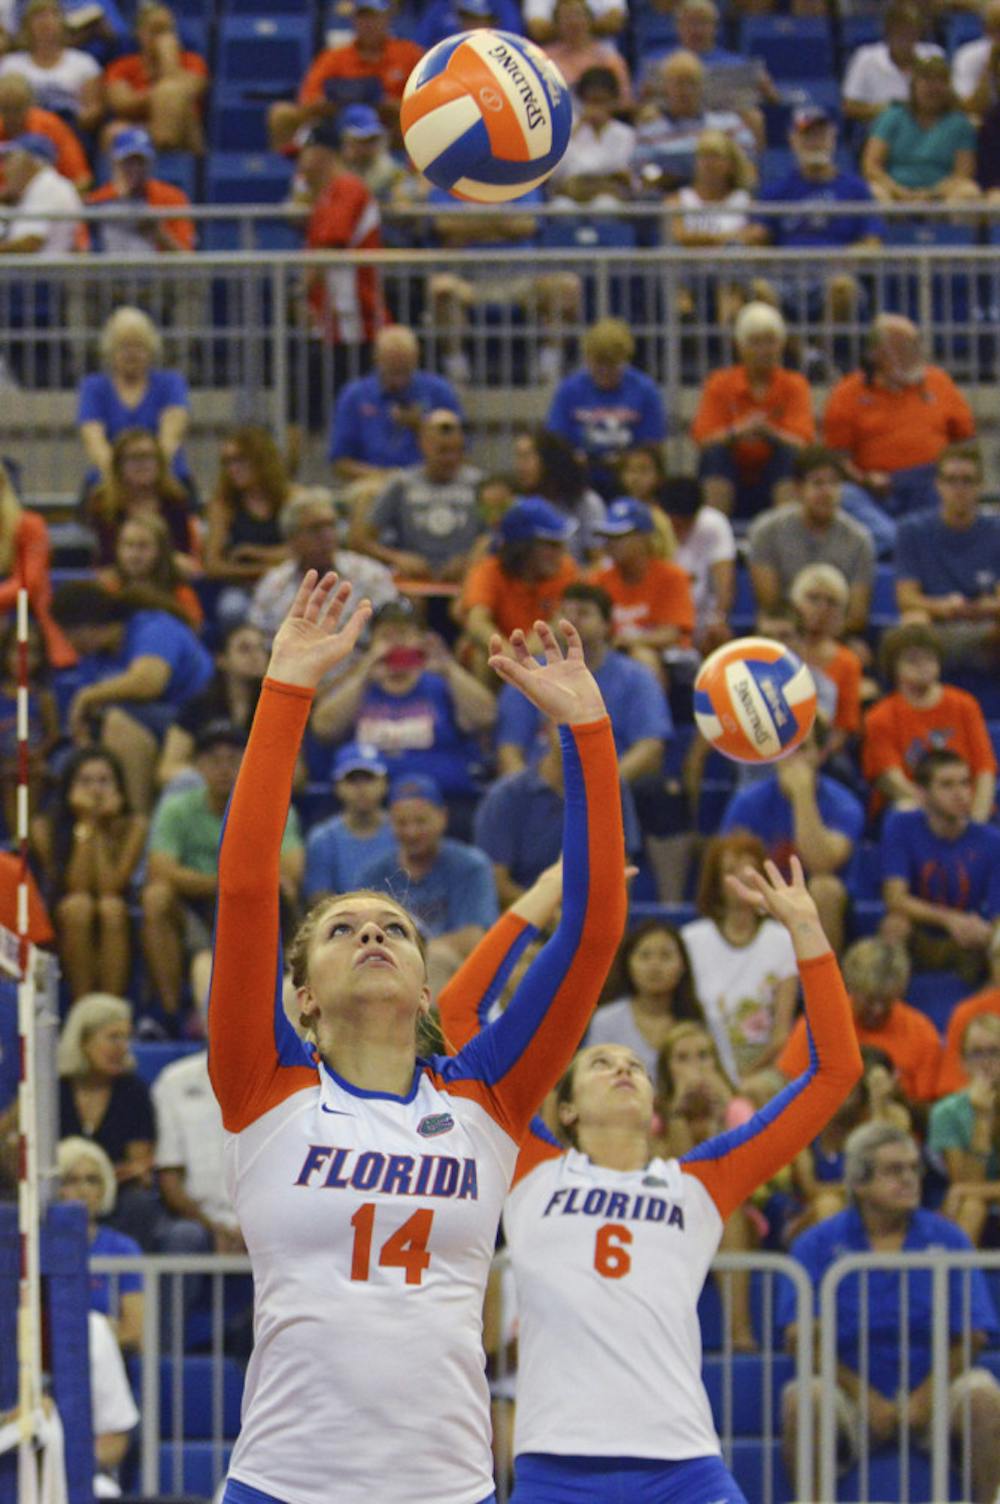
[748,504,875,598]
[370,463,484,570]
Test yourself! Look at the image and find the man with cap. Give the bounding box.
[360,772,499,993]
[142,720,304,1025]
[354,408,485,581]
[589,496,695,658]
[87,126,194,254]
[459,497,580,669]
[298,115,385,354]
[743,105,881,322]
[269,0,423,151]
[303,740,396,900]
[417,0,522,48]
[328,323,462,501]
[0,130,82,253]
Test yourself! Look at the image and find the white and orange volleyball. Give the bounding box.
[400,30,571,202]
[693,637,817,764]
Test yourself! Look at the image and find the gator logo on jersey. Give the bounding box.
[417,1112,455,1138]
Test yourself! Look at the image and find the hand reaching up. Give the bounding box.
[488,619,606,726]
[267,571,372,691]
[724,856,830,961]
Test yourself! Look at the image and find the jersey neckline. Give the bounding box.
[320,1057,426,1105]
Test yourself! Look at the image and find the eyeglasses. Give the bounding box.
[62,1172,103,1187]
[873,1160,921,1180]
[938,472,979,486]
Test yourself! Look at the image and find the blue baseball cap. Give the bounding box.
[389,774,444,808]
[457,0,495,13]
[595,497,655,536]
[498,497,577,546]
[339,104,382,139]
[111,127,155,161]
[332,741,388,780]
[0,133,56,165]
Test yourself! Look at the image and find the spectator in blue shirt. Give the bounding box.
[416,0,522,48]
[895,443,1000,674]
[474,718,641,907]
[303,740,397,901]
[77,305,191,491]
[360,773,499,993]
[546,318,667,498]
[720,719,864,954]
[58,1134,143,1352]
[744,106,881,326]
[882,748,1000,985]
[328,325,462,507]
[495,581,671,783]
[51,581,214,814]
[780,1121,1000,1504]
[311,599,497,837]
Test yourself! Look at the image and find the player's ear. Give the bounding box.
[296,984,317,1030]
[557,1098,578,1130]
[417,984,432,1019]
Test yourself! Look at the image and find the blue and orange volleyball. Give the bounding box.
[400,30,572,203]
[693,637,818,765]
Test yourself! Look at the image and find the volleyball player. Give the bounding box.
[439,856,863,1504]
[208,571,626,1504]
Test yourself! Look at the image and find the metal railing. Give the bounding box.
[1,228,999,501]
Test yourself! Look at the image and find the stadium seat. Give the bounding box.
[881,223,975,250]
[629,901,697,928]
[540,218,636,250]
[761,146,794,182]
[839,15,881,54]
[730,1439,793,1504]
[176,16,208,55]
[223,0,311,11]
[158,1357,245,1439]
[210,89,271,152]
[158,1442,233,1497]
[131,1041,202,1087]
[838,1446,961,1503]
[702,1352,795,1435]
[989,721,1000,765]
[154,152,199,200]
[906,971,969,1036]
[206,152,294,205]
[738,16,835,80]
[849,901,886,940]
[730,566,756,633]
[870,562,898,627]
[947,12,984,51]
[218,16,313,93]
[632,9,678,56]
[851,842,880,902]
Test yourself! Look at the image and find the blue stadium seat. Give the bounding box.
[540,218,636,249]
[218,15,312,92]
[906,971,970,1036]
[839,1446,961,1502]
[131,1041,202,1087]
[739,16,835,80]
[698,779,733,834]
[731,566,756,633]
[158,1356,244,1439]
[629,901,697,928]
[224,0,311,10]
[158,1442,233,1497]
[870,562,898,626]
[882,222,976,250]
[851,842,880,902]
[731,1439,793,1504]
[839,15,881,55]
[699,1268,800,1351]
[947,12,984,52]
[210,88,271,152]
[206,152,294,204]
[849,901,886,939]
[632,9,678,55]
[154,152,199,200]
[761,146,794,182]
[702,1352,795,1435]
[782,77,840,116]
[176,16,208,55]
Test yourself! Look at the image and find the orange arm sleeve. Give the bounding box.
[207,677,318,1132]
[437,911,534,1053]
[682,952,863,1221]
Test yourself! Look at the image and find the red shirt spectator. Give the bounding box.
[300,121,384,344]
[298,5,422,110]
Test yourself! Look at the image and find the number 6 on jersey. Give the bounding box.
[594,1223,632,1279]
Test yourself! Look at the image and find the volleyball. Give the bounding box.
[400,30,572,203]
[693,637,817,764]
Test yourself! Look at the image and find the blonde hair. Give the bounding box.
[841,939,910,1001]
[789,562,849,611]
[582,317,634,365]
[57,993,134,1077]
[57,1135,116,1216]
[695,128,753,192]
[100,306,162,368]
[962,1011,1000,1053]
[734,300,787,349]
[0,465,23,577]
[18,0,66,48]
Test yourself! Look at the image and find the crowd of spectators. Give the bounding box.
[0,0,999,1492]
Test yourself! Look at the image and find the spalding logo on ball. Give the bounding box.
[401,30,572,203]
[693,637,817,764]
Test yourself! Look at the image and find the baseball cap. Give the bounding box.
[0,133,56,164]
[194,720,247,756]
[594,496,654,536]
[339,103,382,139]
[389,774,444,808]
[111,127,155,161]
[497,497,577,546]
[457,0,495,13]
[791,104,834,132]
[332,741,388,780]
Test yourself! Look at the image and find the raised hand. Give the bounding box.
[724,855,830,961]
[267,571,372,691]
[487,619,606,726]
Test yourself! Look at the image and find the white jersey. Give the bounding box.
[503,1149,723,1460]
[226,1068,516,1504]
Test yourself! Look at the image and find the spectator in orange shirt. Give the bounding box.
[788,564,862,763]
[823,313,975,518]
[862,622,996,821]
[104,2,208,154]
[691,300,815,519]
[458,497,578,678]
[86,127,194,254]
[269,0,423,151]
[778,938,943,1104]
[589,497,695,675]
[938,926,1000,1096]
[0,72,90,189]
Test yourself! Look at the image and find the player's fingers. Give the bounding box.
[320,579,355,630]
[535,620,562,664]
[788,854,806,888]
[509,630,536,669]
[334,600,372,651]
[488,633,507,662]
[558,619,583,658]
[303,572,339,624]
[289,568,319,618]
[763,859,786,890]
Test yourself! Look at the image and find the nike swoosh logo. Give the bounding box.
[320,1105,353,1116]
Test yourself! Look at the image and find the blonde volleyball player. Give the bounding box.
[439,856,863,1504]
[208,571,626,1504]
